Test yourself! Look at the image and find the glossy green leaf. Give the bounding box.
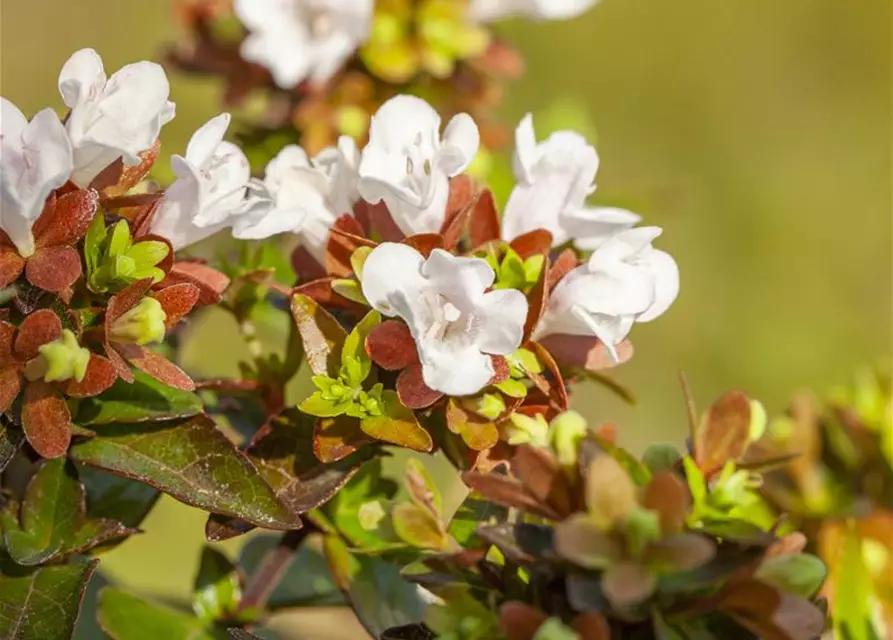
[326,459,401,550]
[69,415,299,530]
[0,424,23,473]
[4,459,136,566]
[193,546,242,623]
[447,492,509,547]
[79,465,160,529]
[754,553,826,598]
[0,559,98,640]
[642,443,682,475]
[75,371,203,425]
[392,503,448,550]
[346,555,426,638]
[299,391,349,418]
[97,588,228,640]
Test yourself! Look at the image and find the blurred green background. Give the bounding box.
[2,0,890,637]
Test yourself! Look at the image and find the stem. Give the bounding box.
[238,520,320,613]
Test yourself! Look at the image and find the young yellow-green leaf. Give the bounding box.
[75,371,203,425]
[403,458,442,516]
[192,546,242,623]
[326,459,401,551]
[300,391,349,418]
[392,503,448,550]
[69,415,300,530]
[683,456,707,505]
[494,378,527,398]
[291,294,348,377]
[0,560,98,640]
[360,391,433,452]
[331,279,369,305]
[350,246,373,280]
[97,588,226,640]
[342,310,381,386]
[84,212,108,277]
[833,526,876,640]
[4,459,136,566]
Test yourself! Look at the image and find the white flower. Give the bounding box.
[533,227,679,359]
[502,114,640,250]
[150,114,251,250]
[0,98,73,257]
[235,0,373,89]
[236,136,360,264]
[470,0,599,22]
[58,48,175,187]
[358,95,479,237]
[361,243,527,396]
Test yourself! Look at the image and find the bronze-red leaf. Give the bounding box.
[0,367,22,412]
[548,248,579,292]
[0,247,25,289]
[21,380,72,458]
[538,335,634,372]
[14,309,62,361]
[60,354,118,398]
[510,229,553,260]
[499,601,548,640]
[0,321,17,365]
[291,245,328,283]
[489,355,511,384]
[523,257,548,343]
[313,415,372,463]
[396,363,444,409]
[32,189,99,248]
[293,277,366,311]
[106,278,154,330]
[365,320,418,370]
[357,200,404,242]
[25,245,82,293]
[528,342,569,411]
[115,342,195,391]
[403,233,445,257]
[102,140,160,197]
[163,261,230,305]
[469,190,502,248]
[152,282,200,328]
[326,215,377,278]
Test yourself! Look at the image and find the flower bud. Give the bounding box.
[110,297,167,345]
[549,410,589,469]
[29,329,90,383]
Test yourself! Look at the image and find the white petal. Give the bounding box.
[512,113,538,183]
[58,48,105,108]
[360,242,426,316]
[637,249,679,322]
[569,306,634,361]
[421,249,494,307]
[501,176,575,245]
[0,98,28,149]
[231,199,307,240]
[477,289,528,355]
[563,206,641,251]
[439,113,479,176]
[186,113,231,168]
[588,226,662,269]
[418,342,494,396]
[367,95,441,153]
[150,179,213,250]
[383,171,450,236]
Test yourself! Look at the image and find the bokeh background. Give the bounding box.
[1,0,890,637]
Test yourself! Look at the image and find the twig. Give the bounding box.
[679,370,699,444]
[238,519,320,612]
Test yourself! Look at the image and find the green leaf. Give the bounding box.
[345,555,426,638]
[75,371,204,425]
[447,492,509,547]
[350,246,373,279]
[392,502,448,550]
[84,213,107,278]
[107,220,131,257]
[754,553,826,598]
[360,391,433,451]
[79,465,160,529]
[239,535,343,609]
[403,458,442,516]
[300,391,348,418]
[4,459,136,566]
[326,459,401,550]
[331,279,369,305]
[833,526,877,640]
[533,618,578,640]
[494,378,527,398]
[0,559,98,640]
[291,294,347,377]
[192,546,242,623]
[69,415,300,530]
[97,587,228,640]
[342,310,381,386]
[0,424,24,473]
[642,443,682,475]
[683,456,707,505]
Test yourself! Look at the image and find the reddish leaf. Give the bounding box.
[538,335,634,372]
[151,283,200,328]
[513,445,573,517]
[14,309,62,361]
[60,355,118,398]
[106,278,153,328]
[469,189,501,248]
[100,193,165,210]
[403,233,445,257]
[572,613,611,640]
[128,200,161,239]
[510,230,553,260]
[32,189,99,248]
[602,562,657,609]
[104,343,134,382]
[165,261,230,305]
[88,158,124,192]
[21,380,72,458]
[313,416,372,463]
[357,199,404,242]
[114,343,195,391]
[719,580,825,640]
[462,471,559,520]
[291,246,328,283]
[326,215,377,277]
[397,363,444,409]
[499,601,548,640]
[490,355,511,384]
[0,366,22,412]
[293,277,365,311]
[441,176,480,249]
[102,140,160,196]
[694,389,752,476]
[548,249,578,291]
[528,342,569,411]
[523,258,548,343]
[25,246,82,293]
[446,398,499,451]
[0,322,15,365]
[642,471,690,534]
[365,320,418,370]
[0,247,25,288]
[765,532,808,558]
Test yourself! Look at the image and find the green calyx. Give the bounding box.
[487,246,544,292]
[110,297,167,346]
[26,329,90,383]
[301,375,386,419]
[85,215,169,293]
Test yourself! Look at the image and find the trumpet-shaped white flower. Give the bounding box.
[358,95,479,237]
[236,136,361,264]
[58,48,175,187]
[361,243,528,396]
[502,114,640,250]
[0,99,73,256]
[235,0,373,89]
[533,227,679,359]
[470,0,599,22]
[150,114,251,250]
